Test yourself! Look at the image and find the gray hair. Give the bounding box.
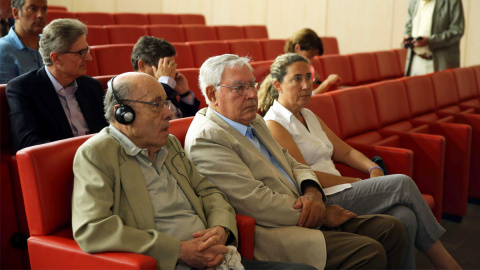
[39,19,87,66]
[258,53,309,116]
[199,54,252,106]
[104,76,132,124]
[11,0,25,15]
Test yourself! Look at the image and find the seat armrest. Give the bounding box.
[236,214,255,260]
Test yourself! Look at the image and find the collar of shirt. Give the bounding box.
[158,76,177,89]
[45,66,78,95]
[109,124,168,165]
[272,100,302,124]
[211,108,251,137]
[6,26,41,51]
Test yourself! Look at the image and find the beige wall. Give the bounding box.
[47,0,480,66]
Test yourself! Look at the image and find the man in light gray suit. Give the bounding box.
[403,0,464,76]
[184,54,406,269]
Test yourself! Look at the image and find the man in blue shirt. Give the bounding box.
[0,0,47,84]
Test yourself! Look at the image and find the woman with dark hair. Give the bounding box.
[285,28,341,94]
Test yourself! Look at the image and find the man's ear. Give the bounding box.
[12,7,20,20]
[206,85,217,105]
[294,44,301,53]
[50,52,60,65]
[137,59,146,72]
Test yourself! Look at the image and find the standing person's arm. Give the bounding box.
[428,0,464,50]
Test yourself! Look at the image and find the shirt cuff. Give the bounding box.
[301,179,328,203]
[158,76,176,89]
[179,90,195,105]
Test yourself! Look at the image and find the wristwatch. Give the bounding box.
[179,90,191,98]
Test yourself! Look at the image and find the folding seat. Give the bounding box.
[146,25,185,42]
[348,52,381,85]
[392,48,408,75]
[260,39,286,61]
[320,36,339,55]
[243,25,268,39]
[430,70,477,115]
[178,14,206,25]
[170,42,195,69]
[472,65,480,92]
[86,25,109,46]
[75,12,115,25]
[48,6,67,11]
[183,25,217,42]
[329,86,445,220]
[374,50,403,80]
[319,54,354,87]
[250,60,273,85]
[46,10,74,24]
[113,13,148,25]
[147,13,180,25]
[214,26,246,40]
[90,44,134,76]
[176,68,207,109]
[104,25,147,44]
[401,75,480,201]
[451,68,480,109]
[310,58,329,89]
[370,80,471,219]
[187,41,230,68]
[85,47,99,77]
[169,117,194,147]
[93,75,115,92]
[226,40,264,62]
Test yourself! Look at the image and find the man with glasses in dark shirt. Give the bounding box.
[6,18,107,152]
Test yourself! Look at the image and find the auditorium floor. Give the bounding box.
[415,202,480,269]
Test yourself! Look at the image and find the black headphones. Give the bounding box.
[109,76,135,125]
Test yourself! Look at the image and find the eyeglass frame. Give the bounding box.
[217,81,259,96]
[122,98,174,112]
[62,46,91,59]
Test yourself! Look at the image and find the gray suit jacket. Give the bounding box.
[404,0,464,73]
[184,108,327,269]
[72,127,238,270]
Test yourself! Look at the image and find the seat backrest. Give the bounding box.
[392,48,407,74]
[374,50,403,80]
[16,135,93,236]
[147,13,180,25]
[451,67,478,102]
[320,36,339,55]
[243,25,268,39]
[226,40,264,62]
[85,47,99,77]
[311,57,326,84]
[105,25,147,44]
[260,39,285,61]
[169,117,194,147]
[320,54,354,86]
[86,25,109,46]
[399,75,437,119]
[75,12,115,25]
[178,14,206,25]
[188,41,230,68]
[183,25,217,42]
[113,13,148,25]
[93,75,115,92]
[171,42,195,69]
[250,60,273,85]
[215,26,246,40]
[329,86,380,140]
[471,65,480,93]
[305,94,340,136]
[46,10,74,24]
[146,25,186,42]
[429,70,460,110]
[0,84,12,152]
[92,44,134,76]
[48,5,68,11]
[348,52,381,85]
[369,80,411,128]
[177,68,207,109]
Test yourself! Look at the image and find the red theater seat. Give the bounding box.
[171,42,195,69]
[75,12,115,25]
[226,40,264,62]
[243,25,268,39]
[215,26,246,40]
[91,44,134,76]
[104,25,147,44]
[320,36,339,55]
[169,117,194,148]
[177,68,207,109]
[319,54,354,87]
[46,10,74,24]
[452,68,480,109]
[93,75,115,91]
[146,25,186,42]
[113,13,148,25]
[348,52,381,85]
[85,46,99,77]
[260,39,286,61]
[183,25,217,42]
[374,50,403,80]
[178,14,206,25]
[147,13,180,25]
[392,48,408,75]
[48,6,67,11]
[250,60,273,85]
[86,25,109,46]
[188,41,230,68]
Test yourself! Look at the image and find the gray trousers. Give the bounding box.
[326,174,445,270]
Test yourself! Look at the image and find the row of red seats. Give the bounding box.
[47,10,206,25]
[86,24,270,45]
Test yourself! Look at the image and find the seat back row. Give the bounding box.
[47,11,206,25]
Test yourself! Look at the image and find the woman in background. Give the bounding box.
[285,28,341,94]
[258,53,461,270]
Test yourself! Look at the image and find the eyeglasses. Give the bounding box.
[217,82,259,96]
[122,99,174,112]
[63,46,90,59]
